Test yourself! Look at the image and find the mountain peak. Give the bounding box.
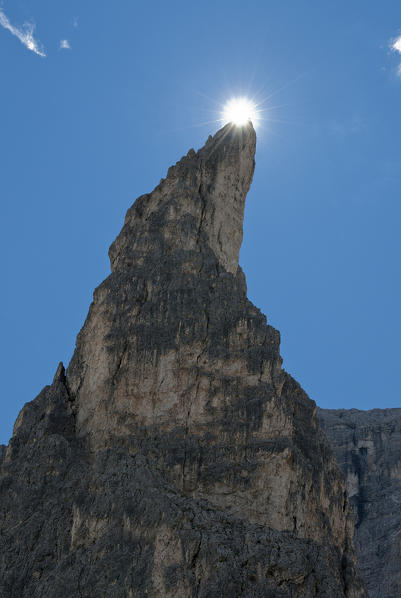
[109,123,256,275]
[1,121,367,598]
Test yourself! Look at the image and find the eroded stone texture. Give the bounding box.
[319,408,401,598]
[0,123,366,597]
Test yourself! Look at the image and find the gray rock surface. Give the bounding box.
[319,408,401,598]
[0,123,366,597]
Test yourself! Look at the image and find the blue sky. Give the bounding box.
[1,1,401,444]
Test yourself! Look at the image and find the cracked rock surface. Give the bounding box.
[1,124,366,597]
[319,408,401,598]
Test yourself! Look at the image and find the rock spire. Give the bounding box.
[0,124,366,597]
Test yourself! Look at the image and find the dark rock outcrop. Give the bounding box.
[0,123,366,597]
[319,408,401,598]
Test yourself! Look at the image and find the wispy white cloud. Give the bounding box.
[390,34,401,77]
[392,35,401,54]
[60,39,70,50]
[73,17,78,29]
[0,8,45,57]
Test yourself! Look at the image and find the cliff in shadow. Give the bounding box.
[319,407,401,598]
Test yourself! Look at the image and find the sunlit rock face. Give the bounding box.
[319,408,401,598]
[0,124,366,597]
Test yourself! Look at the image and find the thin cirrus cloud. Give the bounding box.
[0,8,45,57]
[391,34,401,76]
[60,39,71,50]
[392,36,401,53]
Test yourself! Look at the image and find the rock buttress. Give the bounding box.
[0,123,366,597]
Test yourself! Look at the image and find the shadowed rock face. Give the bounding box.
[0,124,366,597]
[319,408,401,598]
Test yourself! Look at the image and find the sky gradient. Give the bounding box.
[1,1,401,444]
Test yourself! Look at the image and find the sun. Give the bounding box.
[222,97,258,127]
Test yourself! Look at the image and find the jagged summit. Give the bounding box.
[109,122,256,276]
[0,126,367,597]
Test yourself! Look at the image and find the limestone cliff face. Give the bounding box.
[319,408,401,598]
[0,124,366,597]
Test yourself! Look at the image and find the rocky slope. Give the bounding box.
[0,123,366,597]
[319,408,401,598]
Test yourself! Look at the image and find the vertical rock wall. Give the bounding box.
[319,408,401,598]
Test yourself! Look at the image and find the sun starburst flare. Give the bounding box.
[222,97,259,127]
